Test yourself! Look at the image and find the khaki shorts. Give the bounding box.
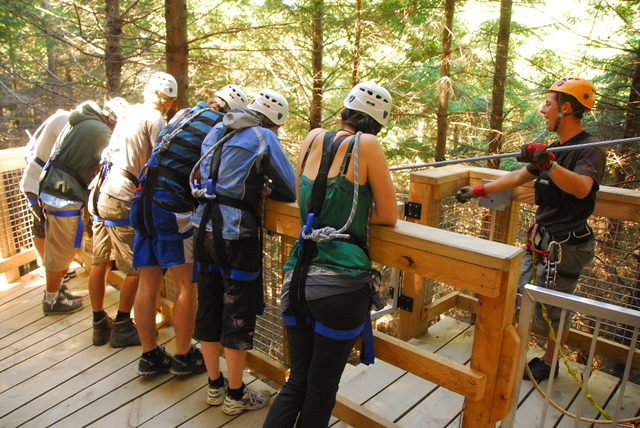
[43,202,83,272]
[90,192,137,275]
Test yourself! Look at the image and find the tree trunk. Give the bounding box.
[165,0,188,116]
[105,0,123,98]
[486,0,512,169]
[435,0,455,162]
[614,45,640,188]
[42,1,60,107]
[309,0,324,130]
[352,0,362,87]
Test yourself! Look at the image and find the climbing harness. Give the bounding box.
[133,103,222,238]
[44,208,84,249]
[190,118,271,315]
[284,130,377,364]
[89,160,137,227]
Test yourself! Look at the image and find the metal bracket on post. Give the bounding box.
[404,201,422,220]
[398,294,414,312]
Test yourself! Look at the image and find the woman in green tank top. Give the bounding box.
[264,82,397,428]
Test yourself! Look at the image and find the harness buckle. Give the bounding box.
[206,178,217,196]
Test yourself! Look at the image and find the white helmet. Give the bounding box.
[343,81,392,126]
[215,84,248,110]
[102,97,129,123]
[248,89,288,126]
[145,72,178,98]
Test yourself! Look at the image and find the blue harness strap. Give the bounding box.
[45,209,84,248]
[282,312,375,365]
[194,261,264,315]
[27,197,39,205]
[92,214,130,227]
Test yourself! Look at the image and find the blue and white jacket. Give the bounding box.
[193,108,296,240]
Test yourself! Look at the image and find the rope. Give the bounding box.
[189,130,237,199]
[301,131,361,244]
[524,358,639,425]
[521,233,640,424]
[525,236,639,424]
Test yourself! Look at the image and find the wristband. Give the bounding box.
[472,184,488,197]
[546,161,558,173]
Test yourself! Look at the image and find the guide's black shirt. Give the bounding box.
[526,131,605,227]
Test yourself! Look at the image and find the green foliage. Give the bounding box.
[0,0,636,190]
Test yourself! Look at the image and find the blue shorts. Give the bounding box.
[131,196,194,269]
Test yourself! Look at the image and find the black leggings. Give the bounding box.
[263,287,370,428]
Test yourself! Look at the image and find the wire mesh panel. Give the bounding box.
[256,230,293,365]
[578,216,640,345]
[436,193,639,352]
[0,168,33,258]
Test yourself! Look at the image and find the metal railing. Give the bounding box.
[503,284,640,427]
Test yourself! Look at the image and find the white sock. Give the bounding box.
[44,291,58,303]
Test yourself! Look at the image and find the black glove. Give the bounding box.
[455,185,486,203]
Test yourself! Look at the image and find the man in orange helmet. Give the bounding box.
[455,77,606,383]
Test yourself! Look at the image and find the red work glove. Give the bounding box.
[455,184,487,203]
[517,143,557,171]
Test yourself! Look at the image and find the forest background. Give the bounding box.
[0,0,638,191]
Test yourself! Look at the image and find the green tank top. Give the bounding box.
[283,136,373,276]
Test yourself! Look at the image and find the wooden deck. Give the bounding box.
[1,270,638,427]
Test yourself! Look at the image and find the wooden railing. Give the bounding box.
[260,200,524,427]
[5,147,638,427]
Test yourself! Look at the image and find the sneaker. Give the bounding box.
[59,283,83,301]
[93,314,112,346]
[62,271,76,284]
[524,357,559,383]
[138,346,172,376]
[170,345,206,375]
[222,386,270,415]
[109,318,141,348]
[43,293,83,315]
[207,377,228,406]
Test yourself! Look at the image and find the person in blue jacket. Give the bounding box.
[192,89,296,415]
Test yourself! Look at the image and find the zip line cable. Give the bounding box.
[389,136,640,172]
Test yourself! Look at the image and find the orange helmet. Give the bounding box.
[548,77,595,111]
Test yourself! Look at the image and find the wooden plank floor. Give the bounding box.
[333,319,640,428]
[2,270,638,427]
[0,269,275,428]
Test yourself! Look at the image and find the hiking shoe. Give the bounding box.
[93,314,112,346]
[59,283,83,301]
[222,386,270,415]
[43,293,83,315]
[170,345,206,375]
[109,318,141,348]
[524,357,559,383]
[207,377,228,406]
[62,270,76,283]
[138,346,172,376]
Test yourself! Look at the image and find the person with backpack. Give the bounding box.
[87,72,176,348]
[191,89,296,415]
[455,77,605,383]
[38,98,127,315]
[19,108,80,298]
[263,82,397,428]
[132,84,249,376]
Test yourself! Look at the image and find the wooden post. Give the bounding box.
[462,254,522,426]
[400,168,470,340]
